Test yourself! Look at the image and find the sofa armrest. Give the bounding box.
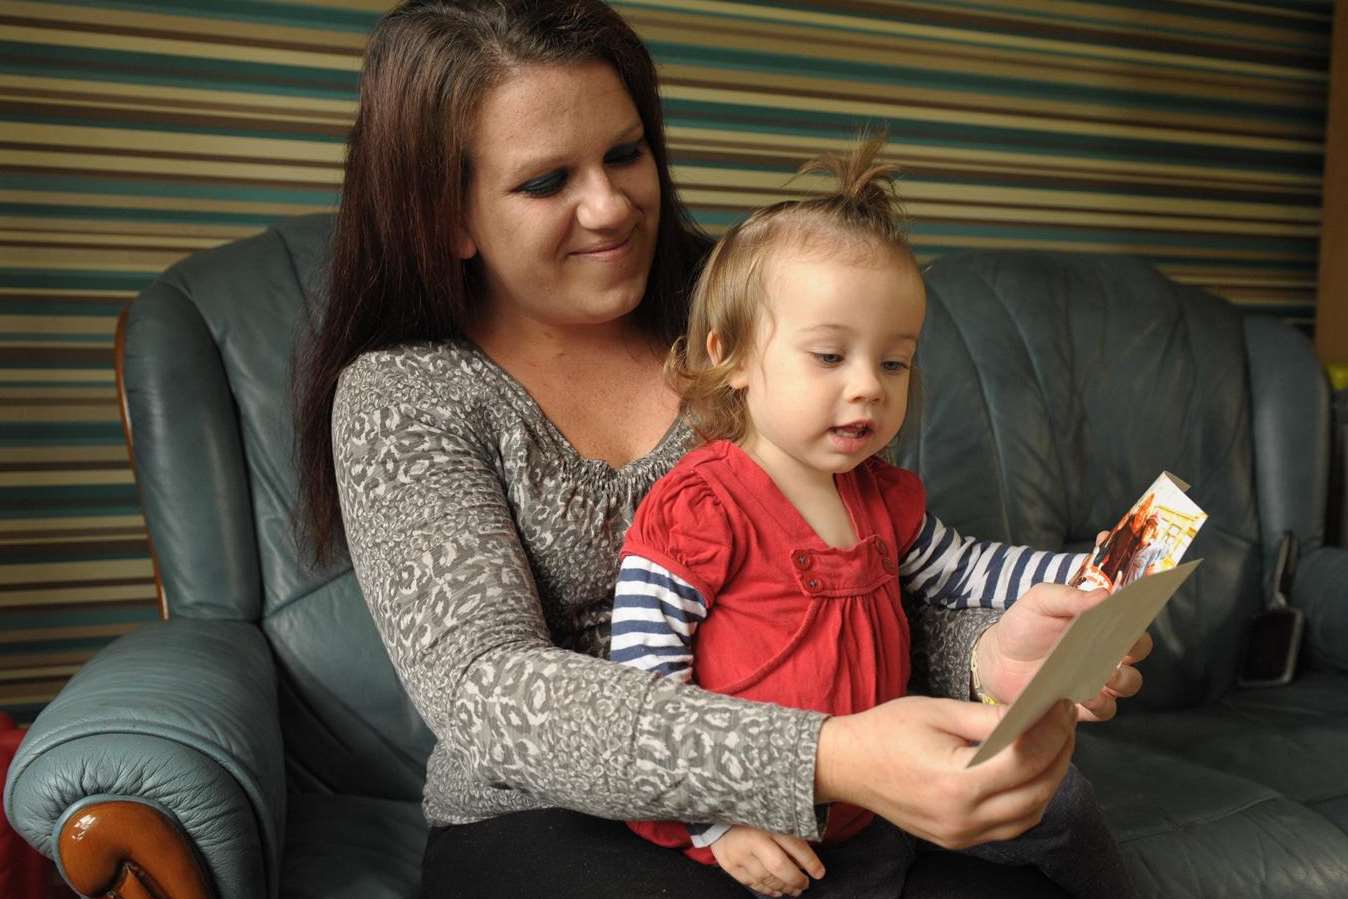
[2,619,285,899]
[1290,545,1348,673]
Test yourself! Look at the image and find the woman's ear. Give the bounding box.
[452,226,477,260]
[707,330,749,389]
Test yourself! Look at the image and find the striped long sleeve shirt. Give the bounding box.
[612,512,1086,684]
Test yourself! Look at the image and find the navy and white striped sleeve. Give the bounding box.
[609,555,709,683]
[899,514,1088,610]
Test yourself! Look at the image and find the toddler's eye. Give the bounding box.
[882,360,910,373]
[812,352,843,366]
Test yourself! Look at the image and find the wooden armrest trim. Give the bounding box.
[58,800,215,899]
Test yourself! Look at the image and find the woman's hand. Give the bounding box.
[709,825,825,897]
[975,581,1153,721]
[814,696,1076,849]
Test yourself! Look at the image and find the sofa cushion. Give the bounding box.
[281,794,425,899]
[1076,729,1348,898]
[1089,670,1348,833]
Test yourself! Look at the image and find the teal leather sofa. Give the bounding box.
[5,213,1348,898]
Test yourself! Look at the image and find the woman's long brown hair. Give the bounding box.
[293,0,710,566]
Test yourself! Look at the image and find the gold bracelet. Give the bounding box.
[970,636,1000,705]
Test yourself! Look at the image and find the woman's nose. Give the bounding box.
[575,171,634,231]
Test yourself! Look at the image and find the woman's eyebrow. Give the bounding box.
[503,121,645,181]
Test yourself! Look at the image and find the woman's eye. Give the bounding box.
[517,171,566,197]
[812,352,843,366]
[605,141,644,166]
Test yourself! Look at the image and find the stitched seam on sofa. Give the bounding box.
[1116,793,1335,846]
[971,255,1073,539]
[266,632,426,775]
[934,271,1015,555]
[264,562,354,620]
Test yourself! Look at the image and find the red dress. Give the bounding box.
[620,440,927,863]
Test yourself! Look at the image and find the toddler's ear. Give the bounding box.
[706,331,749,389]
[705,330,725,364]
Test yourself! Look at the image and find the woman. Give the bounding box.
[294,2,1147,896]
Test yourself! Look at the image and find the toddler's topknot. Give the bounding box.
[791,131,907,247]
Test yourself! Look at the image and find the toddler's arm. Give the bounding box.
[610,555,706,682]
[900,515,1088,610]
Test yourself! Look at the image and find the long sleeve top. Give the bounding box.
[332,340,1001,833]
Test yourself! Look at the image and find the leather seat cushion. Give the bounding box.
[1088,670,1348,830]
[1076,727,1348,897]
[281,794,425,899]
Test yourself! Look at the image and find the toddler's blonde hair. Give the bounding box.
[668,132,919,444]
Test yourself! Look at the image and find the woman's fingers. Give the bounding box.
[1124,630,1154,664]
[921,701,1075,848]
[821,696,1077,852]
[952,700,1074,794]
[1076,660,1144,721]
[954,707,1077,846]
[932,696,1008,747]
[1109,662,1143,698]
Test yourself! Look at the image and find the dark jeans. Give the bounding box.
[751,766,1134,899]
[421,768,1132,898]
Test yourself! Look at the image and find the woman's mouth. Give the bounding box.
[572,233,633,259]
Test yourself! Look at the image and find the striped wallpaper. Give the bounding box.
[0,0,1333,723]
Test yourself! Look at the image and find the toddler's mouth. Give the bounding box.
[831,423,873,439]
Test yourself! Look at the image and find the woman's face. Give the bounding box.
[457,61,662,333]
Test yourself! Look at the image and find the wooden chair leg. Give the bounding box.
[57,800,215,899]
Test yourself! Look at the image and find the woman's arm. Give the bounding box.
[332,353,825,837]
[610,553,730,849]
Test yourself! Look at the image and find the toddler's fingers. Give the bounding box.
[753,877,784,897]
[754,842,811,894]
[773,834,825,880]
[730,860,782,897]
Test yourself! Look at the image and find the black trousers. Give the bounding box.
[420,808,1077,899]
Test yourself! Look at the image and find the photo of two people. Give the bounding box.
[1070,473,1208,594]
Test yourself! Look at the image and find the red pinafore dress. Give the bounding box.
[620,440,927,863]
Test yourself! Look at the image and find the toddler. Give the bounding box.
[610,136,1133,898]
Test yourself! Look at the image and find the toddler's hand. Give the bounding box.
[708,825,825,897]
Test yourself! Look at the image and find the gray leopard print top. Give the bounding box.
[332,339,996,832]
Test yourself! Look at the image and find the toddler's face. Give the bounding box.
[729,247,926,480]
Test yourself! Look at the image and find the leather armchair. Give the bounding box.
[5,215,1348,898]
[5,215,428,899]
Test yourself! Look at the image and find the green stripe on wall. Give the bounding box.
[0,0,1333,722]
